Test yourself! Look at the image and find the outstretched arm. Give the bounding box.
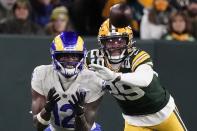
[89,63,154,87]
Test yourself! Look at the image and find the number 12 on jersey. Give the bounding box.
[53,103,75,128]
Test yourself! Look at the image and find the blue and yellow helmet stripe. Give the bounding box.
[51,32,85,52]
[50,32,86,77]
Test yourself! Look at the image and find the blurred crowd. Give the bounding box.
[0,0,196,42]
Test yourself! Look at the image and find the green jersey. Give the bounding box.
[85,47,170,115]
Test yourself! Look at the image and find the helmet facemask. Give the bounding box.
[100,35,131,64]
[98,19,133,64]
[52,51,85,78]
[50,31,86,78]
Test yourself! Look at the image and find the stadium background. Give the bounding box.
[0,36,196,131]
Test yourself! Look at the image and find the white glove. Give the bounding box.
[89,64,120,81]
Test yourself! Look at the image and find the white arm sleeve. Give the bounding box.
[119,64,154,87]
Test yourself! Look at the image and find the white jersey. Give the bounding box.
[31,65,105,131]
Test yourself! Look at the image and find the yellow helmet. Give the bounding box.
[98,19,134,63]
[98,19,133,42]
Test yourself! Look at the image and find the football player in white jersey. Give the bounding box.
[31,32,104,131]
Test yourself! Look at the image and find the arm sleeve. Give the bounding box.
[31,66,45,95]
[118,64,154,87]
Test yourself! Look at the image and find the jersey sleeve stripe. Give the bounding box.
[132,54,150,71]
[132,53,148,67]
[132,51,146,64]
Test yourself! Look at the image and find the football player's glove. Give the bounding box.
[68,91,86,116]
[44,87,61,113]
[89,64,120,81]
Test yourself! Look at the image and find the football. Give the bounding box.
[109,3,133,28]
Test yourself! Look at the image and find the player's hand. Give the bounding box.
[44,87,61,113]
[68,91,86,116]
[89,64,120,81]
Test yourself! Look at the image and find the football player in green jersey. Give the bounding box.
[85,3,187,131]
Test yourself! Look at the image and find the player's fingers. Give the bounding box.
[51,94,59,101]
[89,67,96,71]
[76,91,81,102]
[71,94,78,104]
[47,88,56,100]
[51,88,56,95]
[80,92,86,102]
[80,91,86,99]
[50,87,55,91]
[89,64,103,70]
[88,66,97,71]
[48,88,56,98]
[48,87,54,96]
[54,97,61,103]
[49,87,56,93]
[68,100,75,107]
[89,64,100,67]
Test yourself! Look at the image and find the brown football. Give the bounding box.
[109,3,133,28]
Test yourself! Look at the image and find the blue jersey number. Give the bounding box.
[53,103,75,128]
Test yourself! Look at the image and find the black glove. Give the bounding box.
[44,87,61,113]
[68,91,86,116]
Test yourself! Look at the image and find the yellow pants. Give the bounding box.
[124,110,187,131]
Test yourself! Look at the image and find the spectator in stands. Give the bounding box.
[186,0,197,38]
[140,0,174,39]
[51,0,62,7]
[51,0,72,8]
[70,0,106,35]
[171,0,190,10]
[163,11,195,41]
[0,0,16,20]
[45,6,74,36]
[0,0,43,35]
[127,0,153,37]
[30,0,53,26]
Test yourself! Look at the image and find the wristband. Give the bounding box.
[36,112,50,125]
